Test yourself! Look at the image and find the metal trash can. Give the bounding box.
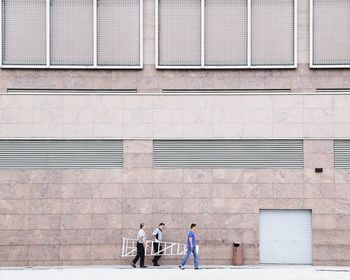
[232,242,244,265]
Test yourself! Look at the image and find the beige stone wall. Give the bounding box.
[1,140,350,266]
[2,93,350,139]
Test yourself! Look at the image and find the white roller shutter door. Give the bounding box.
[259,210,312,264]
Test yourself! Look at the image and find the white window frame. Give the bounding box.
[310,0,350,68]
[0,0,143,69]
[155,0,297,69]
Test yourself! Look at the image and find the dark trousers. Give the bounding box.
[152,243,163,264]
[132,242,145,266]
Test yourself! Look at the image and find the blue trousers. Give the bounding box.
[180,247,199,268]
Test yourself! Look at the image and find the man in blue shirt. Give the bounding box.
[179,223,200,270]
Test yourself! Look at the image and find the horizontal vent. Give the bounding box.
[154,140,303,169]
[162,89,291,94]
[317,89,350,93]
[334,140,350,169]
[7,89,137,94]
[0,140,123,169]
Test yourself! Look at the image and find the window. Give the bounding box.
[51,0,94,66]
[156,0,297,69]
[158,0,201,66]
[311,0,350,67]
[205,0,247,66]
[98,0,141,66]
[1,0,46,65]
[1,0,143,68]
[251,0,295,66]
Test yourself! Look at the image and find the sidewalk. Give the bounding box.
[0,265,350,280]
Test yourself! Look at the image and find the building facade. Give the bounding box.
[0,0,350,266]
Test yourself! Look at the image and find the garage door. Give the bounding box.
[259,210,312,264]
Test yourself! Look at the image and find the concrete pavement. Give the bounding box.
[0,265,350,280]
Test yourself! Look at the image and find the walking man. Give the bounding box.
[131,223,148,268]
[152,223,165,266]
[179,223,200,270]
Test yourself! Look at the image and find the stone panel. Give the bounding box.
[62,184,92,199]
[152,199,181,214]
[274,184,305,199]
[0,199,29,214]
[28,230,60,245]
[30,184,62,199]
[0,184,29,199]
[91,229,121,245]
[123,183,153,199]
[91,199,122,214]
[123,198,153,214]
[91,245,120,260]
[0,230,28,246]
[60,214,92,230]
[29,215,60,230]
[212,170,243,184]
[30,199,60,214]
[60,245,91,261]
[28,245,60,261]
[60,230,92,245]
[91,214,122,229]
[0,246,28,262]
[182,184,212,198]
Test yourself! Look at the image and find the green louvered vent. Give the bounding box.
[154,140,303,168]
[334,140,350,169]
[0,140,123,169]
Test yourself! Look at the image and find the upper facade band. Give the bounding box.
[0,0,349,69]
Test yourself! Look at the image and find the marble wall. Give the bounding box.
[0,140,349,266]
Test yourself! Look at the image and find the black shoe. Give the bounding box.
[153,263,160,266]
[140,265,148,268]
[179,265,185,270]
[131,263,136,268]
[194,267,202,270]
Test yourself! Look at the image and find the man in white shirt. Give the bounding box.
[152,223,165,266]
[131,223,148,268]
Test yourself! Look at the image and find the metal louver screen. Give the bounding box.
[0,140,123,169]
[312,0,350,66]
[205,0,247,66]
[158,0,201,66]
[154,140,303,168]
[97,0,140,66]
[2,0,46,65]
[334,140,350,168]
[50,0,94,66]
[251,0,295,66]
